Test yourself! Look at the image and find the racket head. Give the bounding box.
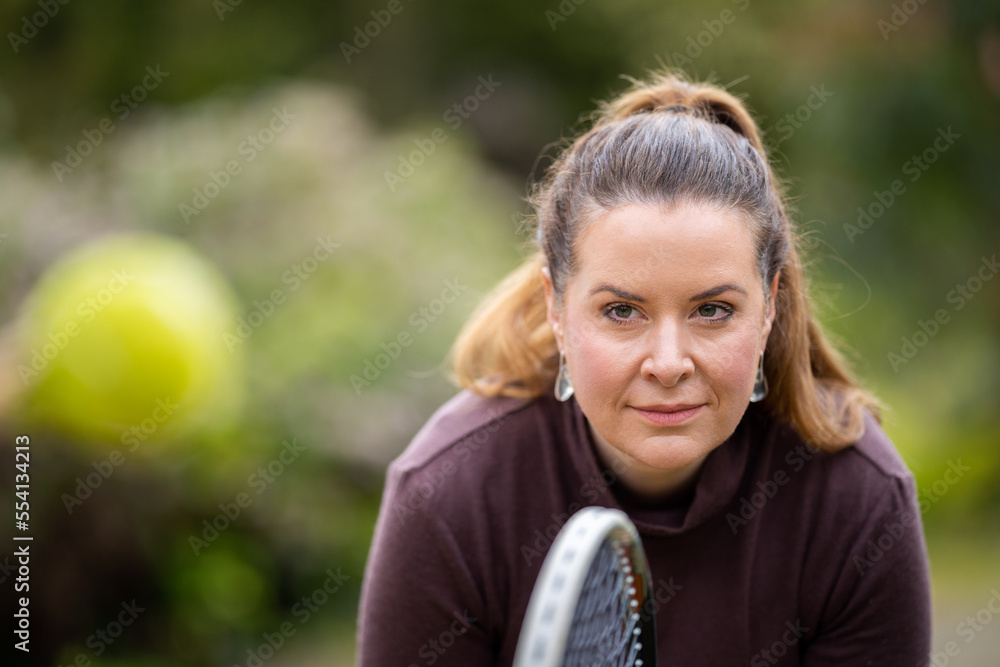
[513,506,657,667]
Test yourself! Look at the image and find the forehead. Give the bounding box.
[572,202,759,289]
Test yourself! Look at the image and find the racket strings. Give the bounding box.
[563,540,645,666]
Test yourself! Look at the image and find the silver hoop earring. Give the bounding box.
[554,351,574,402]
[750,350,768,403]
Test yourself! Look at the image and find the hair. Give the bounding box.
[448,69,881,450]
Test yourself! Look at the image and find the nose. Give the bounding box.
[640,319,695,387]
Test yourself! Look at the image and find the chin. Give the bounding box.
[625,432,712,471]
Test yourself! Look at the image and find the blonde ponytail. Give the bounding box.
[448,251,557,399]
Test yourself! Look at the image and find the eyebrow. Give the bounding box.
[689,283,748,302]
[588,282,748,303]
[589,284,647,302]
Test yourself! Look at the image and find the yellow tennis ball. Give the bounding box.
[17,233,244,445]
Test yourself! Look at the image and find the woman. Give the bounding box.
[356,71,932,665]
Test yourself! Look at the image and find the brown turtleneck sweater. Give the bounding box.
[356,390,931,665]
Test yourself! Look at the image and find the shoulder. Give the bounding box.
[813,411,922,555]
[836,409,913,483]
[362,390,549,650]
[771,415,932,652]
[742,407,921,558]
[818,410,916,513]
[376,390,573,626]
[760,407,915,503]
[384,389,568,525]
[761,408,928,590]
[390,389,539,475]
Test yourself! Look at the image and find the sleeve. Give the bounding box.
[801,473,932,666]
[355,462,496,666]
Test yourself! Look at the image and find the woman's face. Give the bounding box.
[543,201,777,493]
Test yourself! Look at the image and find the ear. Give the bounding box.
[541,266,564,352]
[761,271,780,352]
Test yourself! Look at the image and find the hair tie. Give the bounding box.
[662,105,690,113]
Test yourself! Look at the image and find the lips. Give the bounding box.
[632,403,704,427]
[634,403,703,413]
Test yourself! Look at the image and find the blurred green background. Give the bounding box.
[0,0,998,664]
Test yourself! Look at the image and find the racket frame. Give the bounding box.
[513,506,657,666]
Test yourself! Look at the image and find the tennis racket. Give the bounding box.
[513,506,657,666]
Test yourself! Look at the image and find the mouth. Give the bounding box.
[632,403,704,427]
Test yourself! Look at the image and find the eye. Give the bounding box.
[695,303,733,322]
[604,303,641,325]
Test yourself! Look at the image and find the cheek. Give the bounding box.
[705,335,760,399]
[572,337,625,388]
[565,322,634,397]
